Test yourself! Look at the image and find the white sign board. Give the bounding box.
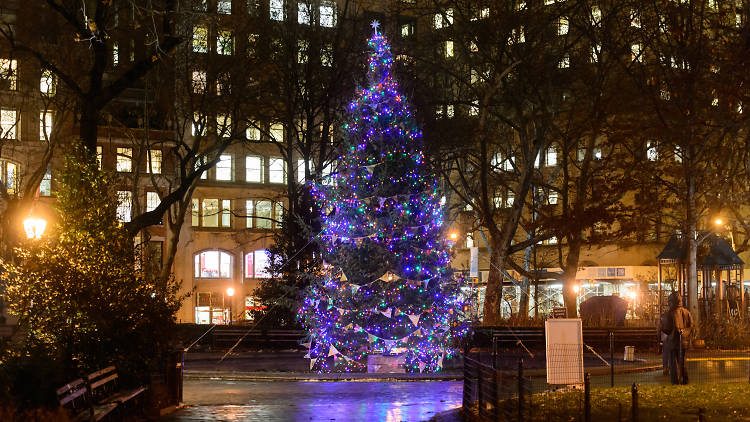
[545,318,583,385]
[469,247,479,278]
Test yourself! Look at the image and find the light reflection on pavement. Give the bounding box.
[166,379,462,422]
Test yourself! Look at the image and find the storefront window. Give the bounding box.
[245,250,271,278]
[194,250,232,278]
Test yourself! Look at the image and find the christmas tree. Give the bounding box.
[299,23,466,373]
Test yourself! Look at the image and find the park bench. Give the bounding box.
[87,366,147,412]
[57,378,118,421]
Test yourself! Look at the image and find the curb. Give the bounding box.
[183,371,463,382]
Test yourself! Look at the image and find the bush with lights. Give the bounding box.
[298,23,468,373]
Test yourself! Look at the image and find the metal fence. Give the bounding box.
[463,342,750,421]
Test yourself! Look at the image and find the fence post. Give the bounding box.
[584,372,591,422]
[610,330,615,387]
[631,383,638,422]
[518,358,524,422]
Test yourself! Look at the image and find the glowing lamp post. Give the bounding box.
[226,287,235,325]
[23,217,47,240]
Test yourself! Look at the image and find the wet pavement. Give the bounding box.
[166,379,463,422]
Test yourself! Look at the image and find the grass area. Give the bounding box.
[525,382,750,421]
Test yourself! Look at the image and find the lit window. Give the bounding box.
[192,199,199,226]
[255,200,272,228]
[0,59,17,90]
[591,6,601,25]
[320,1,335,27]
[146,191,160,212]
[591,44,601,63]
[97,146,103,169]
[40,69,56,94]
[543,236,558,245]
[116,191,133,222]
[445,40,454,57]
[401,23,412,37]
[645,141,658,161]
[321,43,332,66]
[558,17,569,35]
[113,43,119,66]
[630,10,641,28]
[116,147,133,172]
[243,250,270,278]
[434,13,443,29]
[217,114,232,137]
[194,250,232,278]
[546,147,557,167]
[270,123,284,142]
[217,30,233,55]
[1,160,16,194]
[147,149,162,174]
[594,147,602,160]
[545,0,554,4]
[193,25,208,53]
[548,191,558,205]
[297,158,308,183]
[674,146,683,163]
[217,0,231,14]
[193,113,206,136]
[246,122,260,140]
[708,0,717,8]
[511,27,525,44]
[321,162,335,185]
[245,200,254,228]
[274,202,283,229]
[270,0,284,21]
[446,104,454,118]
[269,157,285,183]
[202,198,220,227]
[631,43,642,62]
[469,100,479,116]
[505,191,515,208]
[192,70,206,93]
[246,156,263,182]
[466,234,474,248]
[221,199,231,227]
[39,170,52,196]
[298,2,311,24]
[40,110,53,140]
[298,40,308,63]
[481,7,491,17]
[1,109,17,139]
[216,154,233,181]
[736,13,742,28]
[558,55,570,69]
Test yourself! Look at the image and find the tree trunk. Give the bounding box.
[519,237,532,319]
[80,102,99,154]
[563,236,582,318]
[686,173,700,327]
[482,246,506,326]
[159,198,190,283]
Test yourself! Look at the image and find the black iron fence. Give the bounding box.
[463,342,750,421]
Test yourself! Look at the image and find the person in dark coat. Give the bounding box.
[661,292,694,384]
[657,311,669,376]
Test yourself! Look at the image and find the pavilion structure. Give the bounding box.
[657,233,744,319]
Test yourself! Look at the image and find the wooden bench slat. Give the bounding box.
[89,372,118,390]
[92,403,118,421]
[87,366,117,379]
[103,386,147,404]
[59,387,87,406]
[57,379,85,396]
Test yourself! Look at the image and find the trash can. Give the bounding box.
[624,346,635,361]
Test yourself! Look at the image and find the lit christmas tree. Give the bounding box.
[299,23,466,373]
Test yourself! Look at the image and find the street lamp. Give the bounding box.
[713,217,735,250]
[23,217,47,240]
[226,287,235,325]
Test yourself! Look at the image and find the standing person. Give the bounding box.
[657,311,669,376]
[661,292,694,384]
